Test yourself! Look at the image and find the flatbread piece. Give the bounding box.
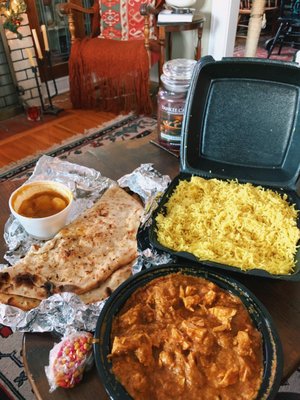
[0,186,142,308]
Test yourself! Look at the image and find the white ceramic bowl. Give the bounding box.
[9,180,73,240]
[166,0,196,8]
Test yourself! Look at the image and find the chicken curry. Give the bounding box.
[109,273,263,400]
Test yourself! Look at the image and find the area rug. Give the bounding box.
[0,113,157,183]
[0,113,157,400]
[234,34,297,61]
[0,328,31,400]
[234,42,297,61]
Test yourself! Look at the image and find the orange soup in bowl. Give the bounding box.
[9,180,73,240]
[18,190,70,218]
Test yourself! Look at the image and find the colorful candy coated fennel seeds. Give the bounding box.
[53,333,93,389]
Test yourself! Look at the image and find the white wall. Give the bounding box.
[171,0,212,59]
[150,0,213,81]
[208,0,240,60]
[152,0,240,78]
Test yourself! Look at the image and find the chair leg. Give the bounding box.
[267,22,285,58]
[278,37,284,54]
[277,23,292,55]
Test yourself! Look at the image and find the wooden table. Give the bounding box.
[157,18,205,76]
[1,133,300,399]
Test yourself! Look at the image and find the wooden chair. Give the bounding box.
[237,0,280,38]
[60,0,165,114]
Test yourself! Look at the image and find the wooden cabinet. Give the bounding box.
[26,0,93,80]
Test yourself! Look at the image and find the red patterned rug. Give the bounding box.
[0,325,32,400]
[0,114,156,182]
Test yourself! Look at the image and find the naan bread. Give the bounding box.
[0,262,133,311]
[0,186,143,304]
[0,292,40,311]
[78,262,133,304]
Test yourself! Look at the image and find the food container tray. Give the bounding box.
[150,57,300,280]
[149,173,300,280]
[94,263,283,400]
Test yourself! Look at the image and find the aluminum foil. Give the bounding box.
[3,156,115,265]
[118,163,171,225]
[118,163,174,273]
[0,156,173,333]
[0,292,105,335]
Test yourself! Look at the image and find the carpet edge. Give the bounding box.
[0,113,136,180]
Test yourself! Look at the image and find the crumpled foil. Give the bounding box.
[0,156,173,333]
[0,292,105,335]
[3,156,115,265]
[118,163,174,274]
[118,163,171,225]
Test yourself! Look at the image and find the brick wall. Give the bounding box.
[4,12,41,106]
[0,31,19,111]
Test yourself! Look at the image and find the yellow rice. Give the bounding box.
[156,176,300,275]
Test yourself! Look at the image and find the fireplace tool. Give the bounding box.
[31,51,63,116]
[42,50,63,115]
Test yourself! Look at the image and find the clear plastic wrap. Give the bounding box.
[45,331,94,391]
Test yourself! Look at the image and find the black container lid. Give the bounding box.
[181,56,300,193]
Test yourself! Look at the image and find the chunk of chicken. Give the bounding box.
[179,285,201,311]
[209,306,237,330]
[234,331,253,357]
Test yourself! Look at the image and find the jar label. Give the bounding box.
[159,106,183,142]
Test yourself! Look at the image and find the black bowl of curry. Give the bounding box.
[94,263,283,400]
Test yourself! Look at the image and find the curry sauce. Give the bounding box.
[109,273,263,400]
[18,190,69,218]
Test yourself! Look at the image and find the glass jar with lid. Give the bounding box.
[157,58,196,154]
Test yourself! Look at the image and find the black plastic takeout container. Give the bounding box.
[149,56,300,280]
[93,263,283,400]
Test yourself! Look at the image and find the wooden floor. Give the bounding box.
[0,94,117,169]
